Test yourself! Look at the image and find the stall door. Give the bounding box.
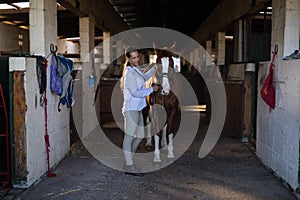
[0,57,10,188]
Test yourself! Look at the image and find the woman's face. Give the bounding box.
[128,51,139,67]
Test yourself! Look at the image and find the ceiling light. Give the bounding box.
[19,25,29,30]
[0,2,29,10]
[13,2,29,9]
[2,21,16,25]
[66,37,80,41]
[0,3,15,9]
[13,20,23,24]
[259,11,272,15]
[225,35,233,39]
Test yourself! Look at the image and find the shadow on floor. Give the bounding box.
[2,114,297,200]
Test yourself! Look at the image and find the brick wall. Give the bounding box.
[257,59,300,190]
[9,57,70,188]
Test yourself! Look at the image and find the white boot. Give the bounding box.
[167,133,175,158]
[153,135,161,162]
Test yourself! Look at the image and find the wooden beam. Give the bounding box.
[193,0,269,44]
[0,0,28,3]
[13,71,27,181]
[58,0,129,34]
[57,0,84,17]
[0,8,29,15]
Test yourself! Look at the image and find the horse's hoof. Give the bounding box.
[167,154,175,159]
[153,157,161,163]
[153,162,161,168]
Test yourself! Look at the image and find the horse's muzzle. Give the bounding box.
[161,85,170,95]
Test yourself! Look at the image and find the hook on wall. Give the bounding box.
[50,43,57,54]
[273,44,278,54]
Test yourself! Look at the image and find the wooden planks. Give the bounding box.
[13,71,27,179]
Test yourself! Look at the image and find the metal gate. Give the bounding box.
[0,57,10,189]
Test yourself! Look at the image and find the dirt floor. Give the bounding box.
[1,114,298,200]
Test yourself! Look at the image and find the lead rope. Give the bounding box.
[42,57,56,178]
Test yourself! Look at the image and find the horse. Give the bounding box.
[144,44,181,163]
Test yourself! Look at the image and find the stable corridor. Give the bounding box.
[3,112,296,200]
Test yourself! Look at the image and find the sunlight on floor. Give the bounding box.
[181,105,206,112]
[101,105,206,129]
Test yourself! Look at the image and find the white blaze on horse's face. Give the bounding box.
[161,57,170,95]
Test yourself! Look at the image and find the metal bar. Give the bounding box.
[0,83,10,187]
[9,72,15,186]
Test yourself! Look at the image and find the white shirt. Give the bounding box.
[122,66,155,113]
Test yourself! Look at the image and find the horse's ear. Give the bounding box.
[153,42,157,54]
[169,41,176,50]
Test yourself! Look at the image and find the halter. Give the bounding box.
[155,72,169,83]
[155,71,174,89]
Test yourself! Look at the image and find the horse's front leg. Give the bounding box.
[166,111,177,159]
[153,134,161,162]
[161,124,167,149]
[167,133,175,159]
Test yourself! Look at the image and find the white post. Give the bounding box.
[79,17,97,139]
[272,0,300,59]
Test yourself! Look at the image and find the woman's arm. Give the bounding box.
[124,69,153,98]
[144,66,156,80]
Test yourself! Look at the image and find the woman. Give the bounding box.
[120,47,158,176]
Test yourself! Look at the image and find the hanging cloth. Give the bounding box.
[260,45,277,111]
[37,52,56,178]
[42,56,56,178]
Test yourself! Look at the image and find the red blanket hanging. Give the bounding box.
[260,46,277,110]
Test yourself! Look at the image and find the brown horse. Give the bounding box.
[144,45,180,162]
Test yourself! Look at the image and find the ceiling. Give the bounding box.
[0,0,222,39]
[108,0,221,37]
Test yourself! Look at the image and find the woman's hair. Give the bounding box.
[125,46,137,59]
[120,47,138,93]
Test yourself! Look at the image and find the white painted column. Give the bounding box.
[188,51,193,71]
[29,0,56,56]
[79,17,98,139]
[234,19,243,62]
[206,40,212,57]
[116,40,123,65]
[256,0,300,190]
[80,17,95,62]
[193,48,200,70]
[103,31,111,64]
[23,0,70,187]
[216,32,225,66]
[272,0,300,58]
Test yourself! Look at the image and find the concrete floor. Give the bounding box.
[2,114,298,200]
